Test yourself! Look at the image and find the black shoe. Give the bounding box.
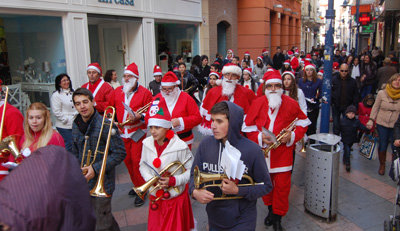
[264,205,273,226]
[272,214,283,231]
[128,189,137,197]
[346,163,351,172]
[134,195,145,207]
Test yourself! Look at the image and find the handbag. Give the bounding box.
[359,131,378,160]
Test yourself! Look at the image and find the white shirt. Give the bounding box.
[50,89,77,129]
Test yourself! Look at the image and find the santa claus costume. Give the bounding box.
[199,63,256,135]
[81,63,114,114]
[288,51,299,72]
[0,84,24,181]
[140,97,194,231]
[154,71,201,149]
[243,70,310,229]
[108,62,153,195]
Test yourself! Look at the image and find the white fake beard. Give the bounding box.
[161,87,180,108]
[221,78,238,97]
[265,88,283,109]
[123,77,137,95]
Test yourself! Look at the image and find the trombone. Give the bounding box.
[0,86,21,162]
[118,102,152,127]
[262,118,298,157]
[81,106,116,197]
[193,166,264,200]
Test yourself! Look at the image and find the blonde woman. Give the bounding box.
[19,102,65,158]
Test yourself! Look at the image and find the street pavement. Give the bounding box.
[111,129,398,231]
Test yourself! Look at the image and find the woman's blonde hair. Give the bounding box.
[388,73,400,86]
[22,102,54,150]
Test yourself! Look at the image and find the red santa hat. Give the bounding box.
[287,51,294,56]
[262,48,268,54]
[283,60,290,65]
[147,97,172,129]
[282,71,296,79]
[153,65,162,76]
[124,62,139,78]
[317,69,324,76]
[260,70,282,84]
[333,62,340,70]
[243,68,252,76]
[86,63,102,75]
[305,54,312,61]
[244,51,250,56]
[222,63,242,77]
[173,66,179,72]
[257,56,263,61]
[209,71,221,79]
[304,62,316,70]
[161,71,180,86]
[294,49,299,55]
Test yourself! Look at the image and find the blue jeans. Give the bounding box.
[57,127,73,153]
[343,143,352,164]
[376,124,394,152]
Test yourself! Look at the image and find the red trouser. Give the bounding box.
[123,137,145,187]
[262,171,292,216]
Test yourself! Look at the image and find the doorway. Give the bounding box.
[217,21,229,57]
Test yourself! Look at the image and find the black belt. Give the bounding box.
[178,130,192,139]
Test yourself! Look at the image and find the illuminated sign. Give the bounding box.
[359,13,371,26]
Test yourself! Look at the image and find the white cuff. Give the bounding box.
[173,117,185,132]
[258,132,267,148]
[286,131,296,147]
[1,162,18,169]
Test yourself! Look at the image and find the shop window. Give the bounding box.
[156,23,199,72]
[0,15,66,109]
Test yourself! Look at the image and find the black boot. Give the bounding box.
[134,194,146,207]
[272,214,283,231]
[264,205,273,226]
[128,189,137,197]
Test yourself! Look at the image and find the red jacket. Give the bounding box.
[243,95,310,173]
[82,78,114,114]
[290,56,299,71]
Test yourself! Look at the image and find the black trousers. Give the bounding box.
[91,197,120,231]
[306,108,320,136]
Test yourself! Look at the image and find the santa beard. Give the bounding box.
[123,77,137,95]
[161,86,180,109]
[221,78,238,97]
[265,88,283,109]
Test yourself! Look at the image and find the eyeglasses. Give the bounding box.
[265,84,282,90]
[161,86,175,92]
[340,70,349,72]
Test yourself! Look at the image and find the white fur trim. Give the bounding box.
[304,64,316,70]
[296,118,312,127]
[148,118,172,128]
[241,123,258,133]
[285,131,296,147]
[282,72,295,79]
[197,124,213,136]
[153,72,163,76]
[265,79,282,85]
[124,70,139,78]
[173,117,185,132]
[87,65,101,74]
[161,81,180,86]
[0,170,9,175]
[222,65,242,77]
[259,79,264,84]
[243,69,252,76]
[216,79,222,86]
[269,166,292,173]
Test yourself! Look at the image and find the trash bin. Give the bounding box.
[304,133,341,221]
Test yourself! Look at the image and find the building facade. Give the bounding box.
[0,0,201,111]
[300,0,322,53]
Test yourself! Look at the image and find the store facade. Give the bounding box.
[0,0,201,112]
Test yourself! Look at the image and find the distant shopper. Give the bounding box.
[104,69,121,89]
[149,65,163,96]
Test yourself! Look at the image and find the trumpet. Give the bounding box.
[262,118,298,157]
[0,86,22,162]
[81,106,116,197]
[183,85,195,93]
[193,166,264,200]
[118,101,152,127]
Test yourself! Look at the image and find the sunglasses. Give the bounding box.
[340,70,348,72]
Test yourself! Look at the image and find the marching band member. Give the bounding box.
[199,63,255,135]
[243,70,310,231]
[189,101,272,230]
[81,62,114,114]
[0,81,24,181]
[154,71,201,149]
[140,97,194,231]
[108,62,153,206]
[71,88,126,231]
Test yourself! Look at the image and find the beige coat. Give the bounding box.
[370,89,400,128]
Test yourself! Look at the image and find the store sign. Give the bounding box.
[359,13,371,26]
[361,24,374,34]
[98,0,134,6]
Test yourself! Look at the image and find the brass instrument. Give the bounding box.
[118,101,152,127]
[88,106,116,197]
[80,136,92,175]
[0,86,21,162]
[193,166,264,200]
[300,138,306,152]
[133,157,191,201]
[183,85,195,93]
[262,118,298,157]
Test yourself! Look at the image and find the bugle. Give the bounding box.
[193,166,264,200]
[118,101,152,127]
[262,118,298,157]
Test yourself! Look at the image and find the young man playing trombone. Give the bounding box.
[71,88,126,231]
[107,62,153,206]
[243,70,310,231]
[189,101,272,231]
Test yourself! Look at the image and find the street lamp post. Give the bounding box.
[319,0,335,133]
[354,0,361,55]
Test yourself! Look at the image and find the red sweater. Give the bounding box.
[19,130,65,154]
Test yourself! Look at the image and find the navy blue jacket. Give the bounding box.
[189,101,272,231]
[340,116,368,144]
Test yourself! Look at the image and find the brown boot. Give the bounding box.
[378,151,386,175]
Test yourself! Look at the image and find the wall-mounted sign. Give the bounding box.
[98,0,134,6]
[359,13,371,26]
[361,24,374,34]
